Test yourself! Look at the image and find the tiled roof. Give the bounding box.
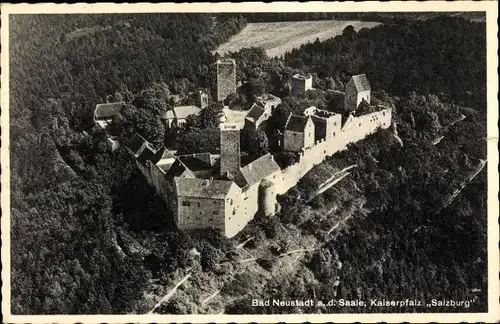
[174,177,235,199]
[95,102,125,119]
[127,133,147,156]
[173,105,201,120]
[160,110,175,120]
[178,154,214,172]
[137,144,156,164]
[351,74,371,92]
[285,115,310,133]
[152,147,176,164]
[240,153,281,186]
[246,104,266,122]
[311,115,327,141]
[166,160,195,179]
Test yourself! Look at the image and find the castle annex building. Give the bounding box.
[345,74,371,112]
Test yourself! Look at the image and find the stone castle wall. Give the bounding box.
[277,108,392,195]
[136,108,392,236]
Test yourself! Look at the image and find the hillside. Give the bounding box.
[8,13,488,315]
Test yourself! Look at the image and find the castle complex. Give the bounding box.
[125,68,392,238]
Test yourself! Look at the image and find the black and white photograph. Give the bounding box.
[1,2,498,323]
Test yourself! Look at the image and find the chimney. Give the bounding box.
[219,126,241,177]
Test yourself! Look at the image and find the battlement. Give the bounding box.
[217,58,236,65]
[292,73,312,81]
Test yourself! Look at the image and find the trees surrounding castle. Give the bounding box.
[284,16,486,110]
[9,13,487,315]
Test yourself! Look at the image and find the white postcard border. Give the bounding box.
[1,2,498,323]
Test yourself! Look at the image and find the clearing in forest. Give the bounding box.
[215,20,382,58]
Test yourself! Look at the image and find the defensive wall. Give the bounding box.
[276,108,392,195]
[134,107,391,229]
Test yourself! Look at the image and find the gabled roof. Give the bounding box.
[95,102,125,119]
[127,133,148,156]
[178,153,215,172]
[152,147,176,164]
[166,160,196,179]
[285,115,310,133]
[137,143,156,164]
[174,177,235,199]
[173,105,201,120]
[245,103,266,122]
[160,110,175,120]
[239,153,281,186]
[350,74,371,92]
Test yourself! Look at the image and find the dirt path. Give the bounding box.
[147,268,192,314]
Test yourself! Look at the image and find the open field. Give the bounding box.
[215,20,382,58]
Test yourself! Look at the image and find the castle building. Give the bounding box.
[345,74,371,112]
[217,59,237,102]
[245,94,281,131]
[245,102,268,130]
[94,101,125,151]
[284,114,315,152]
[94,102,125,130]
[255,94,281,112]
[161,105,202,129]
[170,121,281,238]
[304,106,342,142]
[291,74,313,97]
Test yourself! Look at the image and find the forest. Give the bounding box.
[8,13,487,315]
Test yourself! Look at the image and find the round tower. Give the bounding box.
[259,179,278,217]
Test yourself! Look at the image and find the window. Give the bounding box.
[212,211,218,215]
[197,202,201,207]
[334,122,337,126]
[233,210,236,215]
[182,200,191,207]
[333,132,336,136]
[213,200,217,204]
[383,111,386,116]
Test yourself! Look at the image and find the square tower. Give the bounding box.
[219,123,241,177]
[345,74,371,112]
[291,74,313,97]
[217,59,237,102]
